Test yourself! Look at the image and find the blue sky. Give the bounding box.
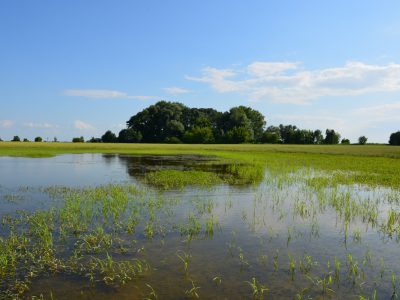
[1,1,400,142]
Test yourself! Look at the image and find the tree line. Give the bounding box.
[2,101,399,145]
[91,101,373,145]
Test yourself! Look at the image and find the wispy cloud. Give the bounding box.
[74,120,95,130]
[0,120,14,128]
[64,89,158,100]
[163,87,192,94]
[187,61,400,104]
[23,122,58,129]
[353,102,400,123]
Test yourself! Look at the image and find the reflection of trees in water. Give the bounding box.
[102,154,117,165]
[108,154,265,186]
[116,154,221,178]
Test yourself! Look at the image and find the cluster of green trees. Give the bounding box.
[260,125,343,144]
[95,101,266,144]
[95,101,348,144]
[1,136,46,142]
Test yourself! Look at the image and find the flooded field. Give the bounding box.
[1,153,400,299]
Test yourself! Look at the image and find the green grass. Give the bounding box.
[145,170,223,189]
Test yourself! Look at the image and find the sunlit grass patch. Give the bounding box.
[144,170,224,189]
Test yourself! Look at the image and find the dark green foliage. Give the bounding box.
[226,126,253,143]
[126,101,265,144]
[88,137,102,143]
[12,136,20,142]
[72,136,84,143]
[341,139,350,145]
[389,131,400,145]
[101,131,117,143]
[313,130,324,144]
[164,136,182,143]
[23,138,29,142]
[34,136,43,142]
[324,129,341,144]
[127,101,187,142]
[183,126,214,143]
[277,125,317,144]
[358,136,368,145]
[118,128,142,143]
[261,126,281,144]
[279,124,298,144]
[114,101,344,145]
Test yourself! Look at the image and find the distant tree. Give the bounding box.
[88,137,102,143]
[53,137,58,142]
[118,128,142,143]
[183,126,214,143]
[358,136,368,145]
[34,136,43,142]
[324,129,341,144]
[341,138,350,145]
[101,130,117,143]
[233,106,266,142]
[389,131,400,146]
[0,137,3,142]
[164,136,181,143]
[12,136,21,142]
[226,126,253,143]
[23,138,29,142]
[72,136,84,143]
[127,101,187,142]
[279,124,298,144]
[313,130,324,144]
[261,126,281,144]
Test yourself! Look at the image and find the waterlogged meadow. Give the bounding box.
[1,145,400,299]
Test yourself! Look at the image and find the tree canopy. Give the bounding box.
[91,101,352,145]
[389,131,400,146]
[126,101,266,143]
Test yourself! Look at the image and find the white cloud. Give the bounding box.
[23,122,58,128]
[187,61,400,104]
[74,120,95,130]
[64,89,158,100]
[247,61,299,77]
[0,120,14,128]
[163,87,191,94]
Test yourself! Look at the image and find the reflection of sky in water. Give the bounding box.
[0,154,225,188]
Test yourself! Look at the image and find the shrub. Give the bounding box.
[72,136,84,143]
[341,138,350,145]
[34,136,43,142]
[164,137,181,144]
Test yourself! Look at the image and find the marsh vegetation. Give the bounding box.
[1,144,400,299]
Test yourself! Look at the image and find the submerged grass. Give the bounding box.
[2,143,400,298]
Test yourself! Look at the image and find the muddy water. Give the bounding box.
[0,154,399,299]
